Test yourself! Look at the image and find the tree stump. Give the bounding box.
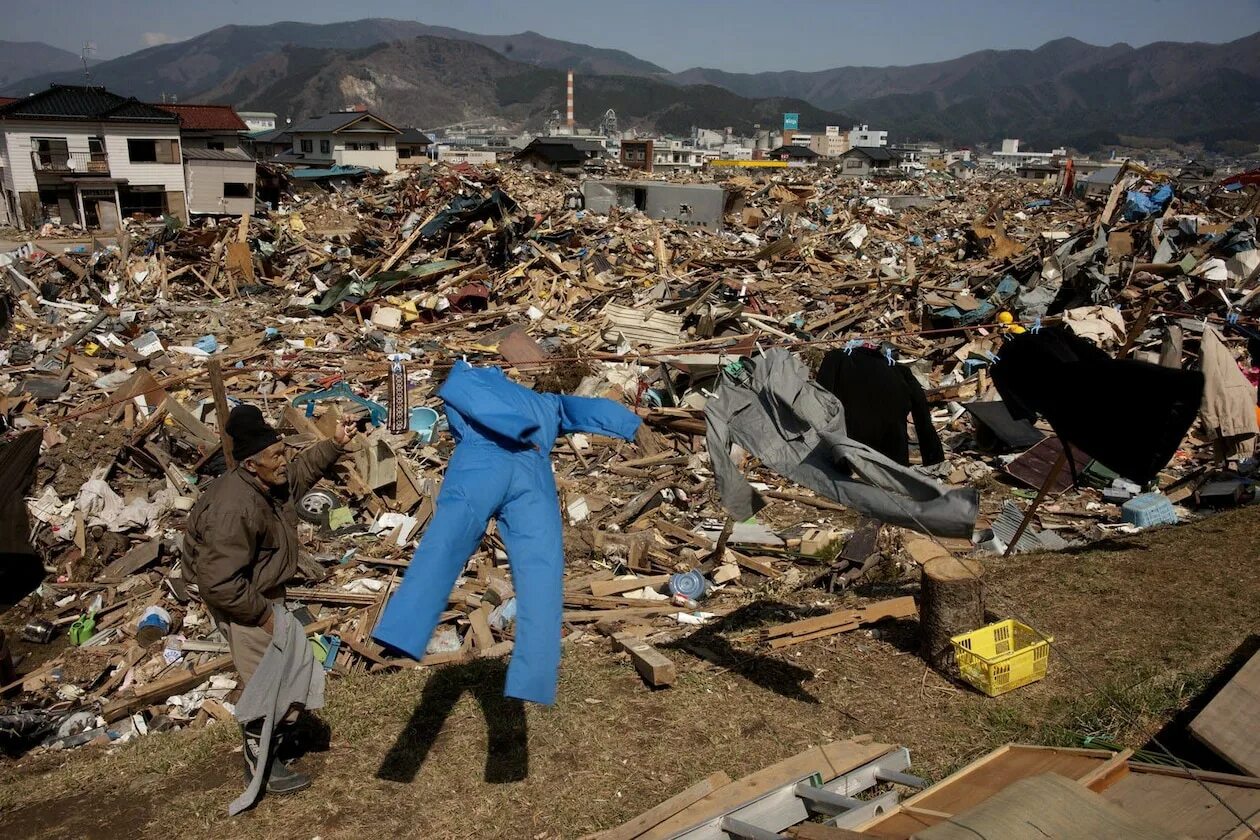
[919,556,985,672]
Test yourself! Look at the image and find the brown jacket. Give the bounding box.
[183,439,344,625]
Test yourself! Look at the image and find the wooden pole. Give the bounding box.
[1003,449,1067,557]
[207,359,236,470]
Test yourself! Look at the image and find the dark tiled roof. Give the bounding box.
[515,137,604,165]
[0,84,177,123]
[844,146,896,162]
[769,144,820,159]
[249,128,292,143]
[156,103,247,131]
[182,147,255,162]
[398,128,433,144]
[289,111,401,134]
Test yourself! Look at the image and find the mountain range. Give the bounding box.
[6,21,1260,149]
[0,41,97,90]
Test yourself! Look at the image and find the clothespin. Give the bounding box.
[882,346,895,365]
[843,338,863,355]
[1030,316,1042,334]
[984,350,1001,364]
[1227,311,1240,325]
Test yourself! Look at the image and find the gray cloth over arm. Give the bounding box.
[704,349,978,538]
[228,606,325,816]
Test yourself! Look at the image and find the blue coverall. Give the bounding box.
[372,361,641,705]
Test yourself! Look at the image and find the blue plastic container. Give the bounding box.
[1121,492,1178,528]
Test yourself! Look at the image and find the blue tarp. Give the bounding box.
[1122,184,1174,221]
[289,165,373,180]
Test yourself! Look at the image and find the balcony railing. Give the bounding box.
[31,151,109,174]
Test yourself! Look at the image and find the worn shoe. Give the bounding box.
[242,723,312,795]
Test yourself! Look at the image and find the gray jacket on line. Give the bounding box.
[703,349,978,538]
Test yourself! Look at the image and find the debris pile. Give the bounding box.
[1,159,1256,754]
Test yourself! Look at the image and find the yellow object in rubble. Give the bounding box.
[997,311,1026,334]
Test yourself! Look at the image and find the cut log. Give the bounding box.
[919,556,985,671]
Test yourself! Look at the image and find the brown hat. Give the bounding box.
[225,404,281,462]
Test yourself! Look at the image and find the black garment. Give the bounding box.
[816,348,945,467]
[226,404,282,462]
[990,327,1204,485]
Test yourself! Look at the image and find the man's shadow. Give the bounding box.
[376,658,528,784]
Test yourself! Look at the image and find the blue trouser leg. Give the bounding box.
[496,453,565,705]
[372,446,505,659]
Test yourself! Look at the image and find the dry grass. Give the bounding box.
[2,506,1258,839]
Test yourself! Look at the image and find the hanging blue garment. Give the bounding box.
[372,361,640,705]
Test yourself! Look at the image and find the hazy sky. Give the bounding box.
[8,0,1260,72]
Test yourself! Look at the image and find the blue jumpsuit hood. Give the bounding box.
[373,361,640,705]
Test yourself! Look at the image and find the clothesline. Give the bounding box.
[40,305,1258,425]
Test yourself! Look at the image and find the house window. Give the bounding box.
[127,139,180,163]
[398,147,412,159]
[223,182,253,198]
[300,139,313,153]
[32,137,69,169]
[87,136,106,163]
[845,157,863,169]
[207,141,225,151]
[320,139,331,154]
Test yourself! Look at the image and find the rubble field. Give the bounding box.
[1,159,1258,836]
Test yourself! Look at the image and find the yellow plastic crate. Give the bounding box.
[951,619,1052,697]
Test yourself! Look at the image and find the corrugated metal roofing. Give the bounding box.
[182,147,255,162]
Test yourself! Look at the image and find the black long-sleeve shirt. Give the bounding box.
[815,348,945,467]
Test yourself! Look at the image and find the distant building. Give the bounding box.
[768,144,821,164]
[1016,162,1059,182]
[620,138,654,172]
[809,126,850,158]
[650,139,707,173]
[181,147,256,216]
[434,146,497,165]
[237,111,277,133]
[837,146,899,177]
[948,159,978,180]
[992,138,1066,171]
[848,124,888,148]
[396,128,433,167]
[283,110,403,172]
[580,180,727,229]
[514,136,606,173]
[1075,165,1123,199]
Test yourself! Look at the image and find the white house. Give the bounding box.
[156,103,258,217]
[282,111,402,172]
[0,84,188,229]
[848,125,888,148]
[237,111,277,133]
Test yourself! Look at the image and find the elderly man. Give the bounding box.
[183,404,356,795]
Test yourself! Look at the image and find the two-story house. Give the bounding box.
[281,111,402,173]
[156,103,257,217]
[0,84,188,230]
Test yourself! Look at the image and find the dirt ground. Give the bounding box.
[2,505,1258,839]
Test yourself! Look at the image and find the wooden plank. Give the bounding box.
[612,632,676,687]
[469,605,496,650]
[1078,749,1132,793]
[591,575,672,598]
[765,597,917,641]
[642,740,892,840]
[207,360,235,470]
[1189,649,1260,776]
[914,773,1181,840]
[598,772,732,840]
[789,824,882,840]
[1104,765,1260,840]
